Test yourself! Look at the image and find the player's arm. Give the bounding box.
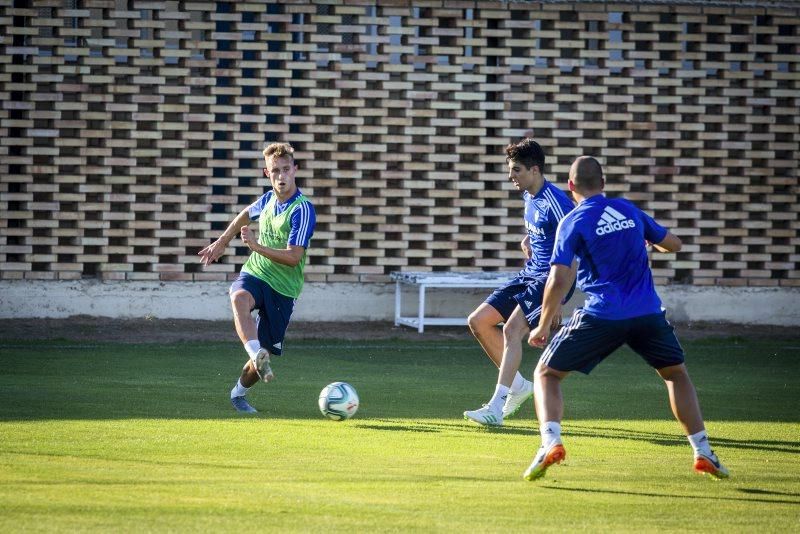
[528,262,577,348]
[240,228,305,267]
[240,201,313,267]
[640,206,681,254]
[649,231,682,253]
[198,207,251,266]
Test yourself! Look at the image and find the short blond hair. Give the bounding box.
[263,142,294,163]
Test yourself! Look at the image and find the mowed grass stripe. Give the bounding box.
[1,338,798,531]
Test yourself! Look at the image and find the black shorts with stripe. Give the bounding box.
[486,274,576,327]
[229,272,296,356]
[540,309,685,374]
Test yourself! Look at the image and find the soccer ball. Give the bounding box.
[318,382,359,421]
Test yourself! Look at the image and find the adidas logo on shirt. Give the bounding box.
[596,206,636,235]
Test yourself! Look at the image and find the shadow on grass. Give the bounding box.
[738,488,800,497]
[0,448,251,471]
[566,425,800,455]
[350,420,800,457]
[354,419,533,436]
[541,485,800,506]
[355,423,439,433]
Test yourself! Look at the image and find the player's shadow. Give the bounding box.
[566,425,800,455]
[354,418,536,436]
[355,421,800,459]
[541,484,800,506]
[355,422,440,433]
[0,448,252,472]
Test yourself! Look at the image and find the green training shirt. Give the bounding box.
[242,192,312,298]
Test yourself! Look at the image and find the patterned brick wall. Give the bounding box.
[1,1,798,288]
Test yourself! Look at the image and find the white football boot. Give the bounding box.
[463,404,503,426]
[502,378,534,418]
[253,348,274,383]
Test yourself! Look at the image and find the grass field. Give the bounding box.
[1,334,799,532]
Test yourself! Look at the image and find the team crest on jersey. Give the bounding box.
[534,198,549,210]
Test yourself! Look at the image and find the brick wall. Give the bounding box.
[1,1,798,288]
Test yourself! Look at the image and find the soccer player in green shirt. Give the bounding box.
[198,143,316,413]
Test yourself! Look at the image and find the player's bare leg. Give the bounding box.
[499,307,530,387]
[533,361,568,427]
[656,363,704,434]
[657,364,729,479]
[465,305,533,425]
[498,307,535,417]
[238,360,260,388]
[228,290,262,412]
[467,303,505,367]
[524,362,569,480]
[230,289,258,345]
[229,289,273,383]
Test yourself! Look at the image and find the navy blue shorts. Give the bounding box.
[486,274,576,327]
[485,274,539,321]
[540,309,685,374]
[229,272,296,356]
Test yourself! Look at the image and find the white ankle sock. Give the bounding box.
[510,372,527,393]
[540,421,562,447]
[230,379,249,399]
[488,384,509,413]
[244,340,261,360]
[688,429,712,456]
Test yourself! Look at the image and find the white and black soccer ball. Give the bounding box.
[318,382,359,421]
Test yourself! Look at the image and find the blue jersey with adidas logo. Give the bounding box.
[551,194,669,320]
[520,180,575,279]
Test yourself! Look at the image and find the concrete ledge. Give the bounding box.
[657,285,800,326]
[1,280,798,326]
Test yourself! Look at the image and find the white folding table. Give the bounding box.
[390,271,516,333]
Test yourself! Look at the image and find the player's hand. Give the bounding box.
[521,235,532,260]
[549,313,562,333]
[198,240,225,266]
[241,225,256,250]
[528,324,550,348]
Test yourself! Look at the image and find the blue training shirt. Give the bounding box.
[520,179,575,279]
[246,189,315,248]
[550,194,669,320]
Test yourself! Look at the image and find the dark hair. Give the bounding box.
[571,156,604,191]
[505,138,545,174]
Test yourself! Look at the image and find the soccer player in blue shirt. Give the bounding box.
[522,156,729,480]
[464,138,575,426]
[198,142,316,414]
